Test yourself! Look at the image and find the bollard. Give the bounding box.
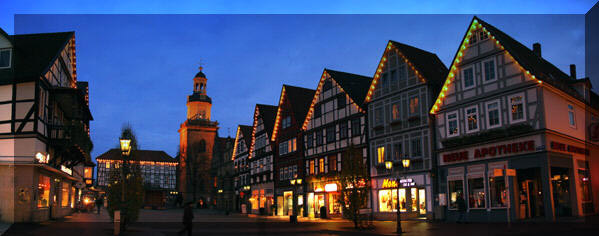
[114,210,120,236]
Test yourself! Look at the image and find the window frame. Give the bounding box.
[391,102,401,121]
[447,177,465,210]
[465,105,479,133]
[446,111,460,138]
[508,92,526,124]
[339,121,348,139]
[409,95,420,117]
[351,118,361,137]
[326,126,336,143]
[461,65,476,90]
[485,99,502,129]
[0,48,12,69]
[376,146,385,164]
[568,103,576,128]
[467,174,487,210]
[482,57,497,84]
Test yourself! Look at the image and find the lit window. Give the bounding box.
[378,189,398,212]
[0,49,11,68]
[462,67,475,89]
[309,160,315,175]
[483,59,496,82]
[446,111,459,137]
[392,103,401,121]
[37,175,50,208]
[466,106,479,132]
[377,146,385,164]
[509,94,525,123]
[409,96,419,116]
[486,101,501,129]
[568,104,576,127]
[106,162,110,169]
[61,182,70,207]
[319,158,324,173]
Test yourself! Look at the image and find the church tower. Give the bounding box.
[178,66,219,204]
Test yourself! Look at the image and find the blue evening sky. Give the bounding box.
[1,1,596,161]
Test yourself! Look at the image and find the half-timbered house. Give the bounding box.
[302,68,372,218]
[431,16,599,222]
[232,125,253,213]
[271,85,315,217]
[365,40,447,220]
[0,28,94,222]
[248,104,278,215]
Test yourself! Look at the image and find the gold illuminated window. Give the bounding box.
[377,146,385,164]
[61,182,69,207]
[84,167,92,179]
[319,158,324,173]
[309,160,315,175]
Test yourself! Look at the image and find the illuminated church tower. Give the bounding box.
[178,66,219,204]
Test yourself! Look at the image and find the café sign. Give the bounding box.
[381,178,414,188]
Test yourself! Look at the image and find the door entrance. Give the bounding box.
[517,168,545,219]
[551,167,572,217]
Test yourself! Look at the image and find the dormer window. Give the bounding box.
[0,48,11,68]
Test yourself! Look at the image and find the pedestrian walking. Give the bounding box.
[178,202,194,236]
[95,196,104,215]
[456,193,467,223]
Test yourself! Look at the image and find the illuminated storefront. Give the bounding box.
[372,175,431,219]
[306,182,342,218]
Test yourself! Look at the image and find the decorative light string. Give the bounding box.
[301,70,365,130]
[231,126,241,160]
[365,41,427,103]
[271,86,287,142]
[429,19,543,115]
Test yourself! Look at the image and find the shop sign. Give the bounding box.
[381,178,414,188]
[493,168,516,177]
[550,141,589,155]
[399,178,415,187]
[442,140,536,164]
[60,165,72,175]
[381,179,398,188]
[35,152,50,164]
[324,183,338,192]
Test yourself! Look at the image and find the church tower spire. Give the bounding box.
[187,66,212,120]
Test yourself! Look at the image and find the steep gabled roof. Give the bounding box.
[256,104,278,137]
[96,149,177,163]
[239,125,253,148]
[271,85,316,141]
[301,68,372,130]
[430,16,593,114]
[325,69,373,109]
[0,31,74,84]
[365,40,448,103]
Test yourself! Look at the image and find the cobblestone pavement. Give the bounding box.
[3,208,599,235]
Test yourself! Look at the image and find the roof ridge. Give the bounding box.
[12,31,74,37]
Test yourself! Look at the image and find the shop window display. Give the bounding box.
[489,176,507,207]
[448,179,463,209]
[411,188,418,212]
[37,175,50,208]
[468,177,486,208]
[61,182,70,207]
[418,189,426,214]
[378,189,398,212]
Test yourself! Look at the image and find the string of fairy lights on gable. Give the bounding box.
[248,106,260,159]
[231,126,242,161]
[429,19,543,115]
[69,35,78,87]
[365,41,427,103]
[301,70,365,130]
[271,86,287,142]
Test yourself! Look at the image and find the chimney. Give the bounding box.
[533,43,541,57]
[570,64,577,79]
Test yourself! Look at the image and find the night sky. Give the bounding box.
[2,11,593,161]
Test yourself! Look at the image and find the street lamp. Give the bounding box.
[118,137,131,232]
[385,155,410,235]
[289,177,302,223]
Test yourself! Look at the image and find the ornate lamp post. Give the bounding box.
[385,155,410,235]
[118,138,131,231]
[289,177,302,223]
